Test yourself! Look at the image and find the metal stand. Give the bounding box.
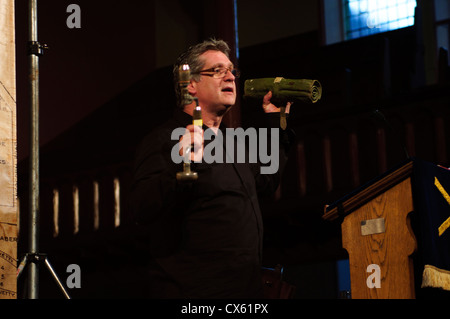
[17,253,71,299]
[19,0,69,299]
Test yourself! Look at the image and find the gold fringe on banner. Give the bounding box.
[422,265,450,291]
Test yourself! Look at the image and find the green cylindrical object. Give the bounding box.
[244,77,322,104]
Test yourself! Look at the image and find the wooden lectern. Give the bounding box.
[323,160,417,299]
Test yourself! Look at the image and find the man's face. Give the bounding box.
[190,50,237,114]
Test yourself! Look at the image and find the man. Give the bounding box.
[130,39,293,298]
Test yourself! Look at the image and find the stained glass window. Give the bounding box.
[344,0,417,40]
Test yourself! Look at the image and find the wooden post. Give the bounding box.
[0,0,18,299]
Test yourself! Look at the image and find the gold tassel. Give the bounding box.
[422,265,450,291]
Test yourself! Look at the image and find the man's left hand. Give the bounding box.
[262,91,292,113]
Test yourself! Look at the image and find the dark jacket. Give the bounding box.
[130,108,292,298]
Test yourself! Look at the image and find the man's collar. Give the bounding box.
[172,108,193,127]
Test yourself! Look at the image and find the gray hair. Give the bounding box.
[173,38,231,108]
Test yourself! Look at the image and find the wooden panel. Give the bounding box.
[341,178,417,298]
[0,0,17,299]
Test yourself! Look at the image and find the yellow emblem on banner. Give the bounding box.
[434,177,450,236]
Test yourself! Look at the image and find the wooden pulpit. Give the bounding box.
[324,160,417,299]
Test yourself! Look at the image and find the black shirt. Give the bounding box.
[130,108,291,298]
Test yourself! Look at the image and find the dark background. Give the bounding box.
[14,0,450,299]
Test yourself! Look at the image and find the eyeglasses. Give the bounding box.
[194,67,240,79]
